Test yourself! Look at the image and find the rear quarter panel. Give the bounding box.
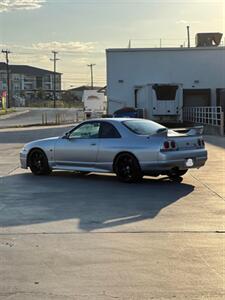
[97,121,163,170]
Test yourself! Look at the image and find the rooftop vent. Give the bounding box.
[195,32,223,47]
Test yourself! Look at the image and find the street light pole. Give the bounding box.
[2,49,11,108]
[87,64,96,89]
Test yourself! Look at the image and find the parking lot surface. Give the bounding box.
[0,126,224,299]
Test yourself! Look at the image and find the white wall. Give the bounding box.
[106,47,225,113]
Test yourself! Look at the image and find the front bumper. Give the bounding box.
[20,150,28,169]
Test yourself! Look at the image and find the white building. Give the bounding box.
[106,45,225,122]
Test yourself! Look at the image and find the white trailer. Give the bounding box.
[135,83,183,123]
[82,89,106,118]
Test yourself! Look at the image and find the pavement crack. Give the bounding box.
[190,173,225,201]
[0,230,225,236]
[0,291,120,299]
[7,166,19,176]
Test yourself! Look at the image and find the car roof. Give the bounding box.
[83,118,147,123]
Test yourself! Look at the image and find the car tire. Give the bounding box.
[75,171,90,176]
[167,169,187,183]
[29,149,52,176]
[114,153,143,183]
[168,169,188,178]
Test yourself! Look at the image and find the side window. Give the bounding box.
[100,122,121,138]
[70,122,100,139]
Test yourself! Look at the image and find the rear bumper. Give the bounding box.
[141,149,207,172]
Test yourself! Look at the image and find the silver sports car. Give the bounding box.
[20,118,207,182]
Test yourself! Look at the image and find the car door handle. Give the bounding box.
[91,143,96,146]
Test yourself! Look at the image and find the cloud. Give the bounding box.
[176,19,188,24]
[1,41,105,88]
[176,19,201,25]
[31,41,97,53]
[1,40,99,55]
[0,0,45,13]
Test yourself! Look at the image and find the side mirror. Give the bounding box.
[62,132,70,139]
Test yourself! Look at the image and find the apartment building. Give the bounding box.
[0,63,62,102]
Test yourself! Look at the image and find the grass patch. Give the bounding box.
[0,109,16,116]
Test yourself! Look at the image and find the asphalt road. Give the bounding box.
[0,108,81,128]
[0,126,224,299]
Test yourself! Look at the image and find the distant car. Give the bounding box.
[20,118,207,183]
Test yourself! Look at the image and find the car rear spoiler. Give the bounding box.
[170,126,204,136]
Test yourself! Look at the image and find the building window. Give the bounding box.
[44,75,51,82]
[36,76,43,89]
[14,85,20,91]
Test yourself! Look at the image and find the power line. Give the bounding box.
[50,51,60,108]
[87,63,96,89]
[1,49,11,108]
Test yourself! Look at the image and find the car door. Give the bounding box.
[96,121,122,171]
[54,121,101,169]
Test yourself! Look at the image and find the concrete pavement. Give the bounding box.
[0,126,224,299]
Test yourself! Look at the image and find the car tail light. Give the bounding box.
[197,139,205,147]
[162,140,176,151]
[164,141,170,149]
[170,140,176,149]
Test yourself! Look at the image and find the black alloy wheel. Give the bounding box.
[29,149,51,176]
[115,154,143,183]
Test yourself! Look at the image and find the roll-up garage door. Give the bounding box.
[183,89,211,107]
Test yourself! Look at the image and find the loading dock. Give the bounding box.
[183,89,211,107]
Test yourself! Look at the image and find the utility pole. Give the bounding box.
[2,49,11,108]
[187,26,190,48]
[87,64,96,89]
[160,38,162,48]
[50,51,60,108]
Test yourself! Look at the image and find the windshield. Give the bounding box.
[122,120,166,135]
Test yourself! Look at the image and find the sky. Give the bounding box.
[0,0,224,89]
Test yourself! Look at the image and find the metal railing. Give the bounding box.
[41,110,85,126]
[183,106,224,136]
[40,110,106,126]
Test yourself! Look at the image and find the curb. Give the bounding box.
[0,122,77,130]
[0,110,30,120]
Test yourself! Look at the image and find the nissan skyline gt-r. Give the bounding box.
[20,118,207,183]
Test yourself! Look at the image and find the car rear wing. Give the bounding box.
[170,126,204,136]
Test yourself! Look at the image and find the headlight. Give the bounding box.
[21,146,28,152]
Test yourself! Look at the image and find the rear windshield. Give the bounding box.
[122,120,166,135]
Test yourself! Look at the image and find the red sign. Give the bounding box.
[2,91,7,97]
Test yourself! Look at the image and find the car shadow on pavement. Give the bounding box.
[0,172,194,231]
